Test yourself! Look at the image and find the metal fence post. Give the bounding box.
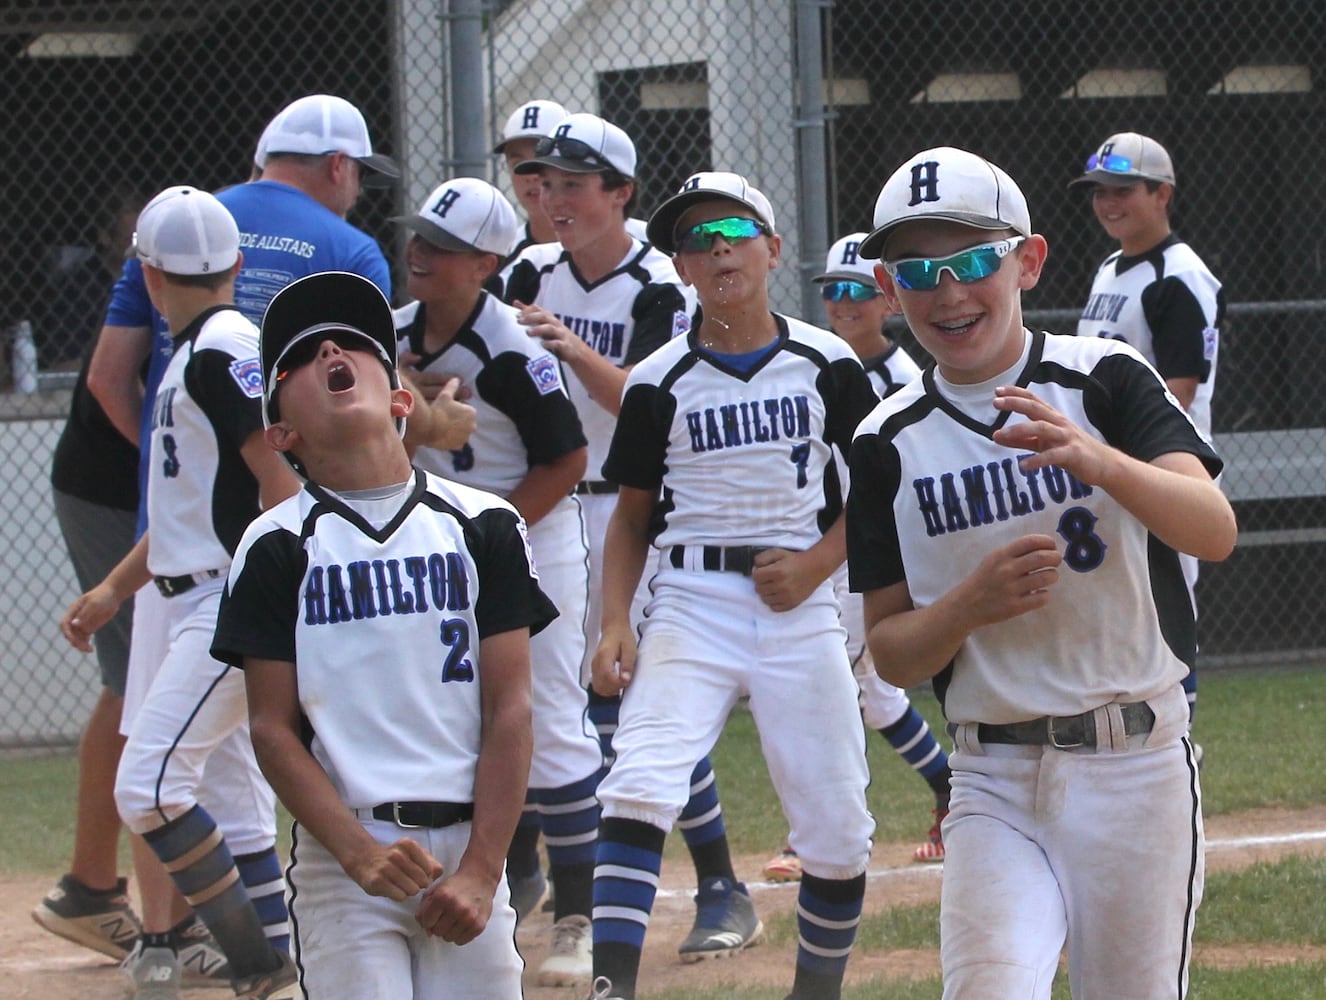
[794,0,831,326]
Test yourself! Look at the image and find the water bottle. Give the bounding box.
[11,320,37,393]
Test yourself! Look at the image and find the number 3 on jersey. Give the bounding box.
[439,618,475,682]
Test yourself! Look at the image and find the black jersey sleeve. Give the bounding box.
[1084,351,1223,478]
[822,355,882,456]
[624,283,688,365]
[502,258,542,307]
[1140,276,1210,381]
[211,524,306,666]
[474,352,587,465]
[602,380,674,489]
[846,431,907,593]
[470,507,558,639]
[187,348,266,449]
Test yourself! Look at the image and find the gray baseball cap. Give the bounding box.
[1069,131,1176,188]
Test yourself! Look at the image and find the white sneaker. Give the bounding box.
[538,914,593,987]
[121,943,181,1000]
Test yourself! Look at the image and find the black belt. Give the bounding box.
[574,481,619,496]
[669,544,766,577]
[978,703,1156,749]
[365,801,474,829]
[153,569,223,598]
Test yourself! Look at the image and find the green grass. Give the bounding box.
[5,665,1326,998]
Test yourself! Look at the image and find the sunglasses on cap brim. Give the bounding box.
[1085,152,1135,175]
[821,280,880,303]
[881,236,1026,292]
[532,135,613,170]
[674,216,770,254]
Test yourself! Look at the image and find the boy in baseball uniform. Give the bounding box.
[212,271,556,998]
[59,187,301,999]
[1071,132,1224,738]
[849,146,1236,999]
[586,172,877,1000]
[763,232,953,883]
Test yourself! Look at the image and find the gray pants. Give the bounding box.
[53,488,136,695]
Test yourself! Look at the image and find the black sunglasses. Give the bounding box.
[533,135,611,169]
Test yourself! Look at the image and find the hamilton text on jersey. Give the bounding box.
[914,457,1095,539]
[303,552,472,626]
[685,394,811,453]
[555,311,625,358]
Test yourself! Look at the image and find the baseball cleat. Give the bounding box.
[913,806,949,863]
[508,868,549,925]
[231,948,297,999]
[678,876,763,963]
[121,942,181,1000]
[761,846,803,883]
[32,873,142,959]
[538,914,593,986]
[173,914,232,987]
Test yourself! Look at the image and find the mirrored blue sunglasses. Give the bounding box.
[821,280,879,303]
[675,216,769,254]
[882,236,1026,292]
[1086,152,1135,174]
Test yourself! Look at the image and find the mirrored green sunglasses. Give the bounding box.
[882,236,1025,292]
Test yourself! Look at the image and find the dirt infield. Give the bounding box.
[5,806,1325,999]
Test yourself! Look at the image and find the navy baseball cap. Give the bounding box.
[260,271,401,430]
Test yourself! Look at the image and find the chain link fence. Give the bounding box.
[2,0,1322,745]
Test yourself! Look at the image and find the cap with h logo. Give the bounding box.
[494,98,569,154]
[858,147,1031,261]
[645,171,777,256]
[814,232,878,288]
[512,112,637,178]
[1069,132,1176,188]
[256,94,400,187]
[393,177,519,256]
[133,186,240,276]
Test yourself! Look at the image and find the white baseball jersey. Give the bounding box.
[394,292,586,496]
[847,330,1223,726]
[504,238,696,480]
[605,314,878,550]
[212,469,556,808]
[1076,234,1223,442]
[146,305,266,578]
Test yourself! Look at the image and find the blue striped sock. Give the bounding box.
[879,705,951,794]
[593,818,667,997]
[677,756,726,848]
[235,847,289,954]
[536,768,602,918]
[143,805,277,980]
[792,872,865,1000]
[586,688,620,765]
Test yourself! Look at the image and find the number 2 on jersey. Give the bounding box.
[439,618,475,683]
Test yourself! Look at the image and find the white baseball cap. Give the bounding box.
[394,177,520,256]
[132,186,240,276]
[257,94,400,187]
[494,98,569,154]
[858,147,1031,260]
[814,232,878,288]
[645,171,777,255]
[513,113,637,178]
[1069,131,1176,188]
